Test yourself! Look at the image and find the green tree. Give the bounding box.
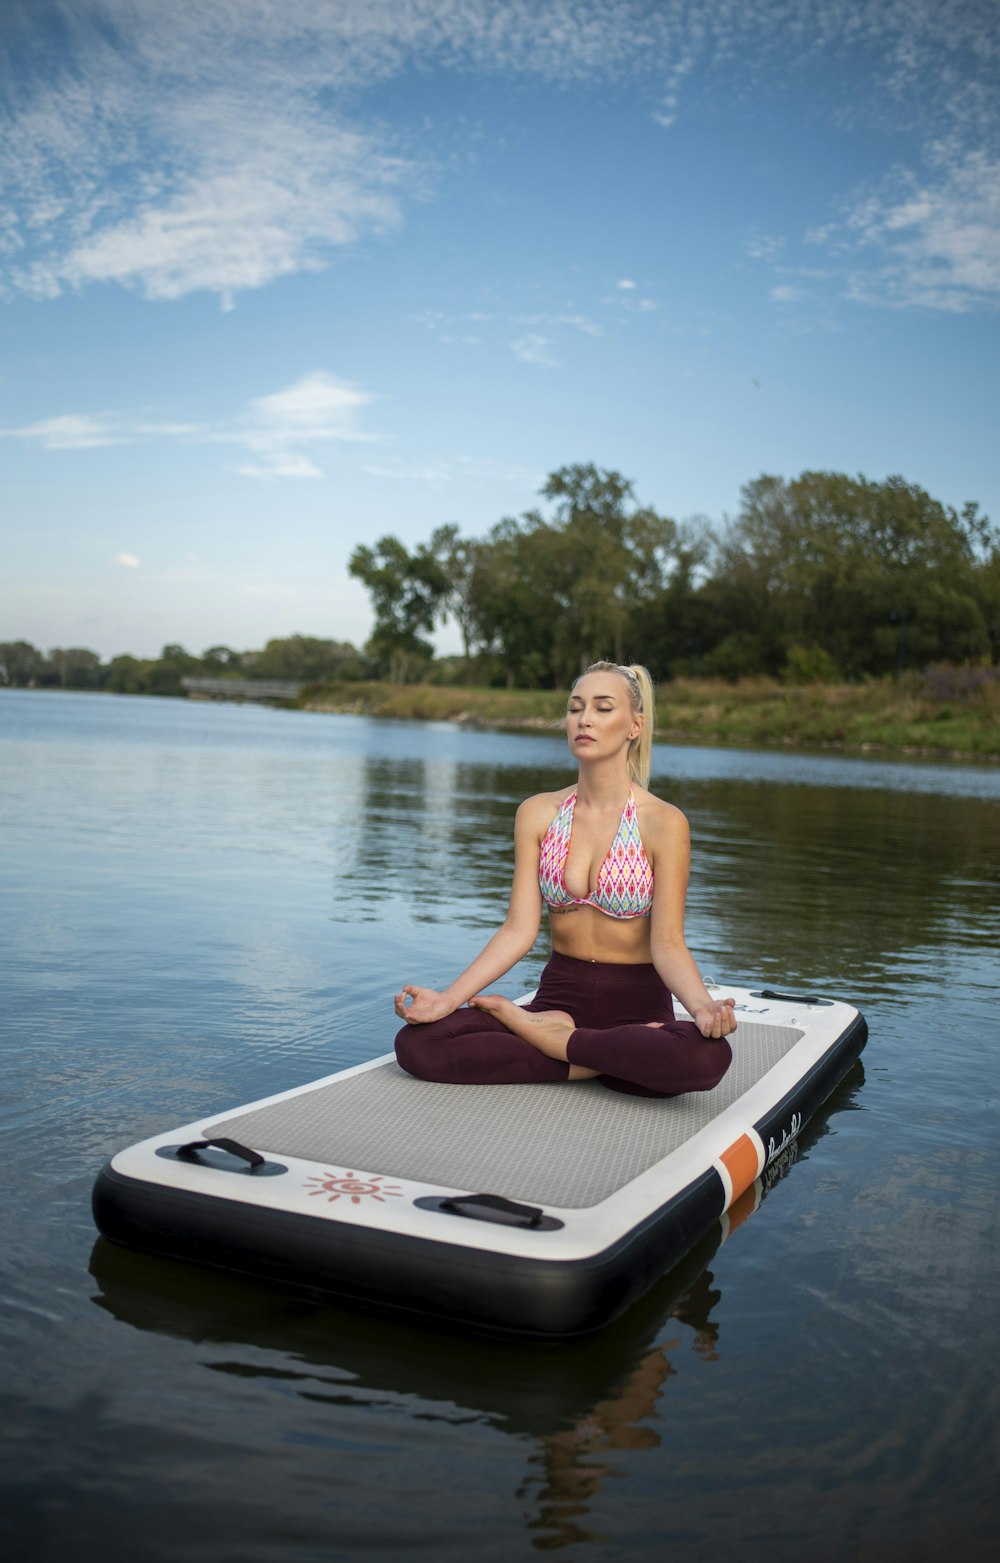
[0,640,47,686]
[144,644,200,696]
[715,472,994,677]
[44,647,103,689]
[245,635,369,682]
[455,465,682,687]
[348,536,450,682]
[540,464,678,678]
[428,524,494,683]
[105,655,154,694]
[200,645,244,673]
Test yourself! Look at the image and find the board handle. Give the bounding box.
[416,1193,564,1231]
[158,1137,288,1176]
[177,1136,266,1167]
[756,989,832,1006]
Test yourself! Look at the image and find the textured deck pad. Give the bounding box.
[206,1021,803,1209]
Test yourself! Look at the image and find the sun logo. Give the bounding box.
[304,1170,403,1205]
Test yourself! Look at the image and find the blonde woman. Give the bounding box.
[394,662,736,1097]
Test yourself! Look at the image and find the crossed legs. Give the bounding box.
[395,994,732,1098]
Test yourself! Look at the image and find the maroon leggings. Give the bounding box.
[394,952,732,1098]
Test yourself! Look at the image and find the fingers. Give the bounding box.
[698,999,738,1038]
[393,986,416,1019]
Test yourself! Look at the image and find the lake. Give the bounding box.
[1,689,997,1561]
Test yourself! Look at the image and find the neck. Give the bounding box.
[574,760,632,807]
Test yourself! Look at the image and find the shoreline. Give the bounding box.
[301,679,1000,764]
[6,681,997,763]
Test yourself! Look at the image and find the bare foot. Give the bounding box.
[469,995,598,1079]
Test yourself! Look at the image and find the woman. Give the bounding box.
[394,662,736,1097]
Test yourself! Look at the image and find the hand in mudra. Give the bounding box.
[691,998,737,1039]
[394,986,453,1025]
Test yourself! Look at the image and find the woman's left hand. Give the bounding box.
[691,998,737,1039]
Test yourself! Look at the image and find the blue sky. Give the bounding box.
[2,0,998,661]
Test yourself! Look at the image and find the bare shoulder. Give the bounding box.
[633,788,690,845]
[515,787,574,834]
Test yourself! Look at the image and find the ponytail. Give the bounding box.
[572,661,656,790]
[626,664,655,789]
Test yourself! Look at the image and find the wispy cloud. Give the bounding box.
[511,333,557,367]
[414,306,601,345]
[9,115,405,309]
[745,233,786,265]
[832,148,1000,313]
[2,1,996,311]
[515,312,602,337]
[0,413,122,449]
[1,371,377,478]
[229,372,376,479]
[364,454,543,489]
[113,553,141,570]
[609,284,658,314]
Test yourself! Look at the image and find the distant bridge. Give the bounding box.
[181,677,303,703]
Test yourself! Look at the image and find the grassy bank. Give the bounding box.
[301,671,1000,760]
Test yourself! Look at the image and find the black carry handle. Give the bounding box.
[176,1136,266,1169]
[439,1193,545,1229]
[758,988,824,1005]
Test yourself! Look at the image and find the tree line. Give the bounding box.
[0,636,374,696]
[4,463,996,696]
[349,464,999,685]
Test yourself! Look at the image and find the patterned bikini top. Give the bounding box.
[538,789,654,919]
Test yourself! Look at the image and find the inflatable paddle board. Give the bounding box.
[92,986,866,1338]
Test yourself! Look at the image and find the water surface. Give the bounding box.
[1,690,997,1560]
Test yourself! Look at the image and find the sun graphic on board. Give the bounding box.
[304,1170,404,1204]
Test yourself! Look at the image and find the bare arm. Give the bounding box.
[394,796,548,1025]
[647,804,736,1040]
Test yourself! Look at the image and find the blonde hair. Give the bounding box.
[572,661,656,789]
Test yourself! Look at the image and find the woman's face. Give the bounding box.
[565,671,641,763]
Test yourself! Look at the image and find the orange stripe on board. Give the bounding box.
[720,1134,761,1204]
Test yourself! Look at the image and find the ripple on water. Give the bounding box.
[1,691,998,1561]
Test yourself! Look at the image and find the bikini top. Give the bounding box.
[538,789,654,919]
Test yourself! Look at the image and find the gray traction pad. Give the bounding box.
[206,1021,803,1208]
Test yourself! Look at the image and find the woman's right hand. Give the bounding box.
[393,985,455,1025]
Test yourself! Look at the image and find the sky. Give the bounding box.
[1,0,998,662]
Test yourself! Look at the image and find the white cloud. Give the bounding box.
[815,147,1000,312]
[1,1,997,315]
[611,287,659,314]
[2,371,377,479]
[114,553,141,570]
[1,414,122,449]
[134,422,202,436]
[364,454,544,489]
[745,234,786,264]
[514,311,602,336]
[771,284,806,303]
[225,371,377,479]
[4,1,996,312]
[511,333,556,367]
[13,119,404,307]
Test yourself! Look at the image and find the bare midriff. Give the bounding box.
[547,903,655,965]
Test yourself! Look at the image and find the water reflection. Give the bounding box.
[324,736,1000,1023]
[4,694,999,1560]
[676,779,1000,998]
[87,1076,860,1551]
